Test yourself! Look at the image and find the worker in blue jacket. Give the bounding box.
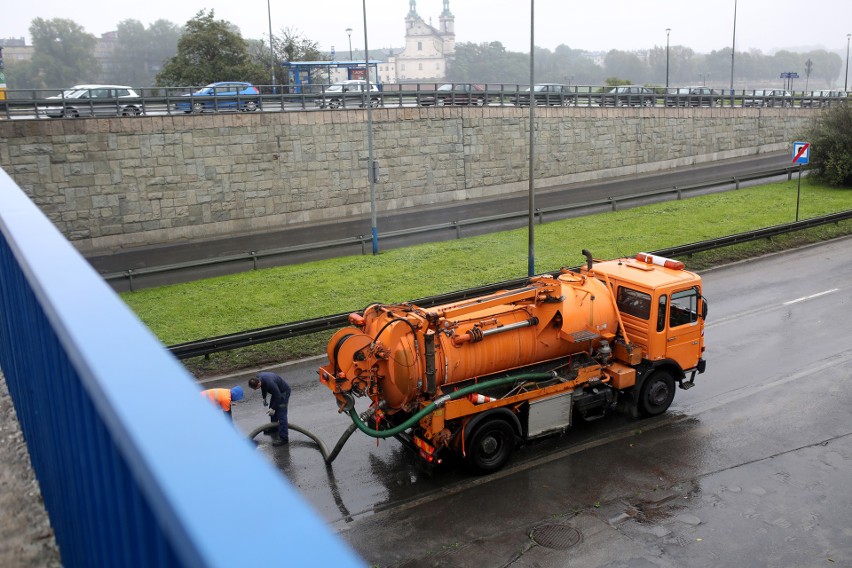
[248,371,290,446]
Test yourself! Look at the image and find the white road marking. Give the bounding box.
[708,286,845,328]
[782,288,839,305]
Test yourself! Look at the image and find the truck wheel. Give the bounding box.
[466,418,516,474]
[638,370,675,417]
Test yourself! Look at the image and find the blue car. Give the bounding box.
[175,82,260,113]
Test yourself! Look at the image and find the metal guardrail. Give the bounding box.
[1,84,848,119]
[0,168,363,566]
[103,165,801,290]
[167,208,852,359]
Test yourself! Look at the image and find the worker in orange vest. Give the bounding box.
[200,386,244,420]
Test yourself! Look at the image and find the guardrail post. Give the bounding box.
[127,269,134,292]
[536,208,543,225]
[360,235,367,255]
[250,251,258,270]
[734,177,740,189]
[675,187,682,200]
[609,197,617,212]
[787,169,793,181]
[454,221,460,239]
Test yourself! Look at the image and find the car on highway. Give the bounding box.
[315,80,381,109]
[801,90,847,108]
[41,85,142,118]
[512,83,571,106]
[600,85,657,107]
[742,89,793,108]
[665,86,722,107]
[174,82,261,113]
[418,83,487,106]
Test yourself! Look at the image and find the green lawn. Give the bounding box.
[120,178,852,375]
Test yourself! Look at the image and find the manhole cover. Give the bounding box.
[530,523,582,550]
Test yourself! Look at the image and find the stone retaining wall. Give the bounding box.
[0,107,810,253]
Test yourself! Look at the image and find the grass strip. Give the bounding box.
[120,178,852,377]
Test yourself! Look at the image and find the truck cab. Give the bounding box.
[588,253,707,380]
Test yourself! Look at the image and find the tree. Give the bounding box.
[249,27,322,88]
[108,19,181,87]
[801,105,852,187]
[156,10,265,87]
[603,50,646,85]
[9,18,98,89]
[447,41,528,84]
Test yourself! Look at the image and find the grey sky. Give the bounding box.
[2,0,850,57]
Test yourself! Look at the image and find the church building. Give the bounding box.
[377,0,455,84]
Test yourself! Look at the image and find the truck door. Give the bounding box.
[665,286,702,370]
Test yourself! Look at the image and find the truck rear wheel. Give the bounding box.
[638,370,675,417]
[466,418,516,474]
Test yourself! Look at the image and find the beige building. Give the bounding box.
[378,0,455,84]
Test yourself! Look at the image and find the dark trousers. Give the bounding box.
[270,383,291,440]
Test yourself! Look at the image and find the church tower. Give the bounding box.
[386,0,457,83]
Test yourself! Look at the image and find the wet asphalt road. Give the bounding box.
[203,236,852,567]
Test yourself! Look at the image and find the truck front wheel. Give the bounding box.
[466,418,516,474]
[638,370,676,417]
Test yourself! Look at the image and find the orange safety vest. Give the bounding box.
[201,388,231,412]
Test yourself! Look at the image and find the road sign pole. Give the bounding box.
[796,165,802,222]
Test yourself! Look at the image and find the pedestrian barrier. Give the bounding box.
[0,168,363,568]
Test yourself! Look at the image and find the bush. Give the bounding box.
[801,104,852,187]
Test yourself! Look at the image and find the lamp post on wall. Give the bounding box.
[346,27,353,60]
[665,28,671,90]
[845,33,851,92]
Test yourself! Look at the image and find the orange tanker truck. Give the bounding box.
[319,250,707,473]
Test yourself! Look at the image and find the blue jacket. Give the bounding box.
[257,372,290,408]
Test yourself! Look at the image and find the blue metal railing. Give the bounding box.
[0,167,363,567]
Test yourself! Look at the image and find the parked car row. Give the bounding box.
[29,82,849,117]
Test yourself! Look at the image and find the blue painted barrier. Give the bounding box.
[0,167,364,567]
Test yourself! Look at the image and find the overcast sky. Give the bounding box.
[2,0,850,56]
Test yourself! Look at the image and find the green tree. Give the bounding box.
[109,19,181,87]
[801,105,852,187]
[447,41,528,84]
[10,18,98,89]
[603,50,645,85]
[156,9,265,87]
[249,27,322,88]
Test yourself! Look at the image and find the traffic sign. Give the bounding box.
[792,141,810,165]
[780,72,799,79]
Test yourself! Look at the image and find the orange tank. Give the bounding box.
[320,271,619,411]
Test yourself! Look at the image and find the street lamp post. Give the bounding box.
[267,0,276,88]
[665,28,671,91]
[730,0,738,105]
[845,33,851,92]
[346,27,353,60]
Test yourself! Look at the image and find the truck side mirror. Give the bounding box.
[700,298,709,320]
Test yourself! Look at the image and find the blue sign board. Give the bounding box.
[792,141,810,165]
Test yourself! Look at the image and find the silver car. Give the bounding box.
[42,85,142,118]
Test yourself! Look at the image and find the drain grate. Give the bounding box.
[530,524,582,550]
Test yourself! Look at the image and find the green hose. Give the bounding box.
[346,372,554,438]
[248,407,376,464]
[249,372,553,463]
